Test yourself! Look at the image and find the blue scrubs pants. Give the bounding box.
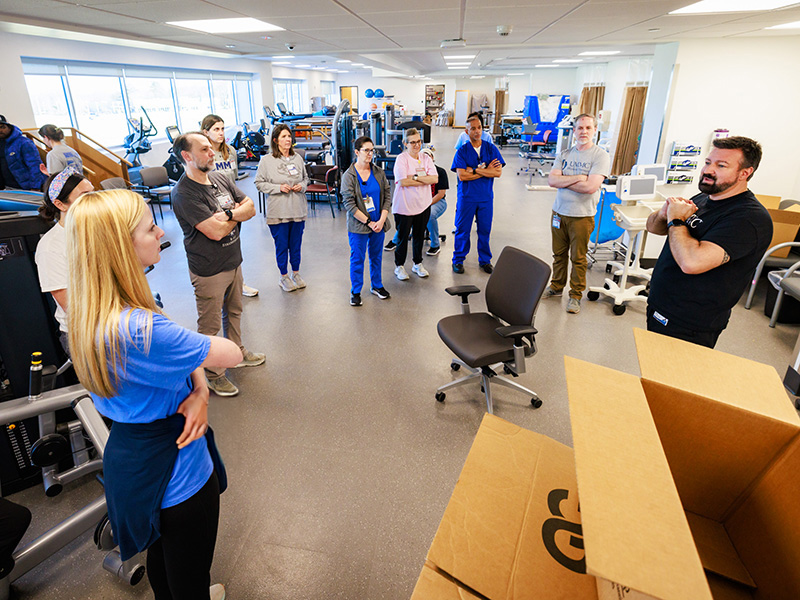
[268,221,305,275]
[452,199,493,265]
[349,230,385,293]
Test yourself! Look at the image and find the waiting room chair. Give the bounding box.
[766,259,800,327]
[101,176,162,225]
[435,246,551,414]
[137,166,173,209]
[305,164,338,218]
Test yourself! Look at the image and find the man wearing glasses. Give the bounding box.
[450,112,505,274]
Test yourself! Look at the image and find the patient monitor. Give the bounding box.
[616,174,658,202]
[634,163,668,185]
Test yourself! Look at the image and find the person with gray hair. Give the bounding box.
[391,127,438,280]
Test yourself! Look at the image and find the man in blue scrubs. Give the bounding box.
[450,112,505,274]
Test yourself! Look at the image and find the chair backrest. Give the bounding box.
[307,163,329,182]
[779,199,800,210]
[325,166,338,188]
[139,166,169,187]
[101,177,127,190]
[485,246,551,326]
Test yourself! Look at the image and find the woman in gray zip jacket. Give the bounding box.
[341,135,393,307]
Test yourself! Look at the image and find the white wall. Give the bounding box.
[659,36,800,200]
[506,69,582,113]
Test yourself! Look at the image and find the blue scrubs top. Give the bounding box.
[358,170,382,221]
[451,141,505,203]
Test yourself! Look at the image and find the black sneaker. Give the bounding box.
[350,292,362,306]
[453,262,465,274]
[384,240,397,251]
[426,246,441,256]
[371,287,391,300]
[439,234,446,243]
[480,263,494,274]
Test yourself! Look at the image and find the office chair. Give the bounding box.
[435,246,550,414]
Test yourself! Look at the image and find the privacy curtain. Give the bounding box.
[611,86,648,176]
[577,85,605,118]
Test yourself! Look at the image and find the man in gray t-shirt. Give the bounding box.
[543,114,610,314]
[171,132,265,397]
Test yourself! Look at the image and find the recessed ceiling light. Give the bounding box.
[553,59,582,63]
[272,62,291,65]
[295,64,311,68]
[535,65,559,68]
[167,18,284,33]
[670,0,795,14]
[225,44,235,48]
[337,70,349,73]
[767,20,800,29]
[448,66,469,70]
[351,63,364,66]
[578,50,621,56]
[336,60,351,63]
[446,62,472,66]
[444,54,475,59]
[272,55,294,59]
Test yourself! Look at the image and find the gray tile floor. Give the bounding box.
[8,127,799,599]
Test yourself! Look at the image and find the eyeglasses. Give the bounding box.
[408,140,422,145]
[360,148,375,154]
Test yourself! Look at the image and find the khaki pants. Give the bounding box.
[190,265,243,379]
[550,212,595,299]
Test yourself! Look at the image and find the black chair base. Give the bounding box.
[436,358,541,414]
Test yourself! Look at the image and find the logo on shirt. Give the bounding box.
[686,214,702,228]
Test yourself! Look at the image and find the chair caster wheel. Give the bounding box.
[795,397,800,410]
[503,365,512,375]
[613,274,620,284]
[531,397,542,409]
[587,291,600,301]
[435,392,446,403]
[604,282,611,290]
[450,362,460,371]
[612,304,626,315]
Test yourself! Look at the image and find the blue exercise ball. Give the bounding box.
[365,89,374,98]
[375,89,384,98]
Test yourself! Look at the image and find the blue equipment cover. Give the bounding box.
[591,188,624,245]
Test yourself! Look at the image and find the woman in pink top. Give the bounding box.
[391,128,438,280]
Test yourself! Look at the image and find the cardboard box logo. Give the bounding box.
[542,488,586,575]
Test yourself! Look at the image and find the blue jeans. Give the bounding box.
[349,230,385,293]
[452,199,493,265]
[427,199,447,249]
[268,221,305,275]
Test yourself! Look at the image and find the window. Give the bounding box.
[173,79,212,131]
[234,79,254,124]
[68,75,128,143]
[25,74,72,128]
[210,79,237,128]
[273,79,307,114]
[320,80,338,106]
[124,77,177,141]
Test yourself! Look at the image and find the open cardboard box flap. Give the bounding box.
[422,414,597,600]
[766,208,800,257]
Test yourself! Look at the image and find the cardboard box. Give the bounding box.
[755,194,781,210]
[766,206,800,258]
[565,329,800,600]
[411,414,598,600]
[414,329,800,600]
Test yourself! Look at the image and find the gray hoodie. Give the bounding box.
[254,152,309,221]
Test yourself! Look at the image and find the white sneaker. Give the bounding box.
[279,274,297,292]
[395,265,409,281]
[291,272,306,289]
[210,583,226,600]
[242,284,259,297]
[412,263,429,278]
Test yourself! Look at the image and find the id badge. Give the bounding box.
[363,195,376,212]
[287,163,299,176]
[552,214,561,229]
[416,167,426,177]
[478,162,486,170]
[215,192,234,210]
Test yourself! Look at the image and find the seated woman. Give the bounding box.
[34,167,94,355]
[66,189,242,600]
[341,136,392,306]
[38,124,83,175]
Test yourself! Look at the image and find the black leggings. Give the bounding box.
[146,471,220,600]
[395,207,432,266]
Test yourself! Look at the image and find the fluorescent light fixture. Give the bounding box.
[337,70,349,73]
[444,54,475,59]
[225,44,236,48]
[507,72,525,76]
[272,62,291,65]
[272,55,294,59]
[167,18,284,33]
[446,62,472,66]
[295,64,311,68]
[337,60,351,63]
[469,75,485,79]
[535,64,559,68]
[448,66,469,70]
[578,50,620,56]
[767,20,800,29]
[553,59,582,63]
[351,63,364,66]
[670,0,795,14]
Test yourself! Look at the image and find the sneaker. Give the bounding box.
[452,262,464,274]
[242,284,259,297]
[439,234,446,243]
[412,263,429,278]
[371,287,391,299]
[207,376,239,397]
[566,298,581,314]
[384,240,397,251]
[210,584,226,600]
[395,265,409,281]
[279,274,297,292]
[350,292,362,307]
[236,349,265,368]
[426,246,441,256]
[291,272,307,289]
[479,263,493,274]
[542,286,563,299]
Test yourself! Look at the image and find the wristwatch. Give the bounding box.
[224,208,234,221]
[412,173,419,181]
[365,219,372,227]
[667,219,687,229]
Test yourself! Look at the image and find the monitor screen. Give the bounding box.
[634,163,667,184]
[617,175,657,201]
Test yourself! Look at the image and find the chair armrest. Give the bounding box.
[445,285,481,298]
[495,325,537,341]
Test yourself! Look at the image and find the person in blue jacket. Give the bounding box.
[0,115,46,191]
[450,112,505,274]
[66,188,242,600]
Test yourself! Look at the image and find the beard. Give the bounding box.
[698,174,735,195]
[197,163,212,173]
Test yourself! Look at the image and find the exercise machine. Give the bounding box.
[122,107,157,170]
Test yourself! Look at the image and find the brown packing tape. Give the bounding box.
[564,356,712,600]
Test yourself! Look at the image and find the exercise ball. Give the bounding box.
[365,89,374,98]
[375,89,385,98]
